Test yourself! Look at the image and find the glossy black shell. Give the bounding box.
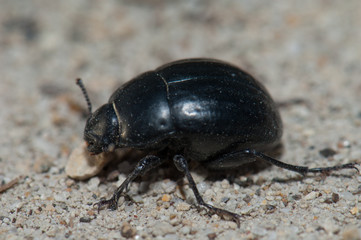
[107,59,282,162]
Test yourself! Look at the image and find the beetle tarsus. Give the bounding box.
[173,155,242,227]
[202,202,241,228]
[94,197,118,212]
[95,155,164,212]
[307,162,359,173]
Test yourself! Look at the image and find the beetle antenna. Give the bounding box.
[76,78,92,114]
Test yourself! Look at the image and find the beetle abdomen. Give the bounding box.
[157,59,282,159]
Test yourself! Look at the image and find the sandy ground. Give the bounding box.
[1,1,361,239]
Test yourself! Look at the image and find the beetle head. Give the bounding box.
[84,104,119,154]
[76,78,119,155]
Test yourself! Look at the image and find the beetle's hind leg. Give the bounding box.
[173,155,242,227]
[244,149,358,175]
[95,155,164,211]
[205,149,358,175]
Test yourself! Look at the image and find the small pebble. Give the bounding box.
[33,154,53,173]
[332,193,340,203]
[87,177,100,191]
[162,194,171,202]
[264,204,276,214]
[350,206,358,215]
[79,217,91,223]
[319,148,337,158]
[152,221,175,236]
[220,179,230,188]
[243,195,252,203]
[176,202,191,211]
[207,232,217,240]
[121,222,137,238]
[65,179,75,187]
[227,221,238,229]
[45,204,55,212]
[337,140,351,149]
[180,226,190,235]
[292,194,302,201]
[65,142,114,180]
[304,191,319,200]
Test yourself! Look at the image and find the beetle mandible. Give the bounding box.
[76,58,358,227]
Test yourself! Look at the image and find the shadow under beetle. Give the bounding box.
[76,58,358,227]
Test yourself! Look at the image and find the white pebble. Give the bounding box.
[304,191,319,200]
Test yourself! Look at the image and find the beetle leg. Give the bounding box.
[207,149,358,175]
[241,149,359,174]
[173,155,242,227]
[95,155,164,212]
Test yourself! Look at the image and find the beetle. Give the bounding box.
[76,58,358,226]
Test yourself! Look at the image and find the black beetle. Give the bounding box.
[76,58,357,226]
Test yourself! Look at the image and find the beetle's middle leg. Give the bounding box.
[204,149,358,175]
[173,155,241,227]
[95,155,165,211]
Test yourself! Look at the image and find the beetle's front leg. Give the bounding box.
[95,155,164,211]
[173,155,241,227]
